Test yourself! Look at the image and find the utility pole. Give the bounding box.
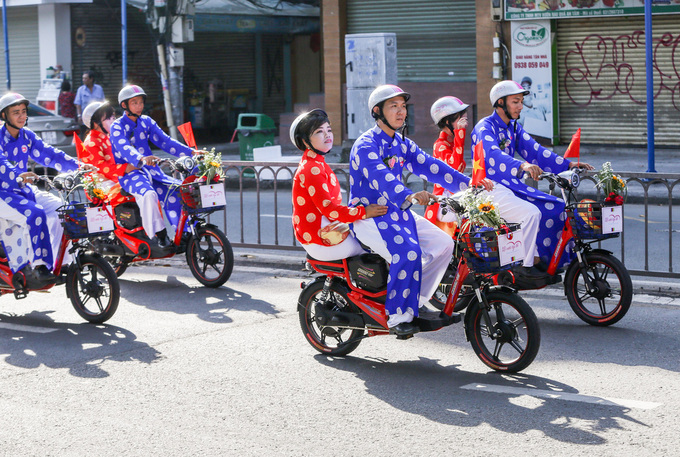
[3,0,11,90]
[148,0,195,139]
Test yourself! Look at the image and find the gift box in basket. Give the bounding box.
[179,175,226,213]
[567,199,622,240]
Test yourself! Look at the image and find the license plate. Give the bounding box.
[602,205,623,233]
[85,206,114,233]
[498,228,525,266]
[41,131,58,144]
[199,183,226,207]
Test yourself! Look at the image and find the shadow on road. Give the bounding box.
[316,355,645,445]
[0,310,161,378]
[119,275,279,322]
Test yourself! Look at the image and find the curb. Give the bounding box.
[142,251,680,299]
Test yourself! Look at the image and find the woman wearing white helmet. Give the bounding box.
[349,84,493,336]
[471,80,593,275]
[78,101,139,207]
[425,96,470,236]
[291,109,387,260]
[109,85,201,249]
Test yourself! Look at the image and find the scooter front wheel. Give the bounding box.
[466,290,540,373]
[298,277,364,357]
[186,225,234,288]
[564,252,632,326]
[66,254,120,324]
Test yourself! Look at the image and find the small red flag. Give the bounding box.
[471,141,486,187]
[73,133,86,162]
[564,128,581,164]
[177,122,197,149]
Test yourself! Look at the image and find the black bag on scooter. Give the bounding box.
[347,253,388,293]
[115,202,142,230]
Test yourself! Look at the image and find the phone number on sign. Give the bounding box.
[514,62,549,69]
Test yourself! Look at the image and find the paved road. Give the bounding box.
[0,259,678,456]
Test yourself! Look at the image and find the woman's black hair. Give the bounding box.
[61,80,71,92]
[92,104,115,131]
[294,109,329,151]
[437,112,463,132]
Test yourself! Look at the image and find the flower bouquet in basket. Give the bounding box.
[81,173,107,206]
[595,161,626,206]
[459,187,505,231]
[197,148,223,183]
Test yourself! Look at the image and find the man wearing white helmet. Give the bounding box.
[109,85,199,248]
[471,80,593,272]
[0,92,85,283]
[349,84,493,336]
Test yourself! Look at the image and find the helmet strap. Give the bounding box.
[122,101,138,120]
[498,97,515,122]
[375,105,406,136]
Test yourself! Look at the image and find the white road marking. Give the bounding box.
[0,322,59,334]
[461,383,661,410]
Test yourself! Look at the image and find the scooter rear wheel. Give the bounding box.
[466,290,540,373]
[298,278,364,356]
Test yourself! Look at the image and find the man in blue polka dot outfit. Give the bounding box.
[471,80,593,272]
[0,92,82,284]
[110,85,196,248]
[349,85,493,336]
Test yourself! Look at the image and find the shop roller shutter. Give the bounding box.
[557,16,679,146]
[347,0,476,82]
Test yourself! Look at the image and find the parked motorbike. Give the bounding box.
[92,156,234,288]
[432,169,632,326]
[298,198,540,373]
[0,171,120,323]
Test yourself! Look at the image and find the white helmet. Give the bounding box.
[368,84,410,112]
[289,109,328,151]
[430,96,469,124]
[490,80,530,106]
[82,101,110,129]
[118,85,146,106]
[0,92,29,114]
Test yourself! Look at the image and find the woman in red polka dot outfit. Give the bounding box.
[291,109,387,260]
[79,101,135,207]
[425,96,470,237]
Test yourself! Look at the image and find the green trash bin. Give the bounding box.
[236,113,277,161]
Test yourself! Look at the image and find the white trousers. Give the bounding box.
[0,200,33,271]
[35,189,72,267]
[130,190,166,239]
[482,184,541,267]
[353,211,454,312]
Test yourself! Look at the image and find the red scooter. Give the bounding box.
[298,198,540,373]
[432,169,632,326]
[91,157,234,288]
[0,172,120,323]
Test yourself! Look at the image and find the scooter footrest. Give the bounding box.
[513,274,562,290]
[415,310,462,332]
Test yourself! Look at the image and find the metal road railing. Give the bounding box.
[29,160,680,279]
[215,161,680,279]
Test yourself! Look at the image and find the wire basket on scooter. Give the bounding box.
[179,176,226,215]
[58,202,114,239]
[566,200,620,241]
[459,222,523,274]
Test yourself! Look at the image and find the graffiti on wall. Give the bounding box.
[563,30,680,111]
